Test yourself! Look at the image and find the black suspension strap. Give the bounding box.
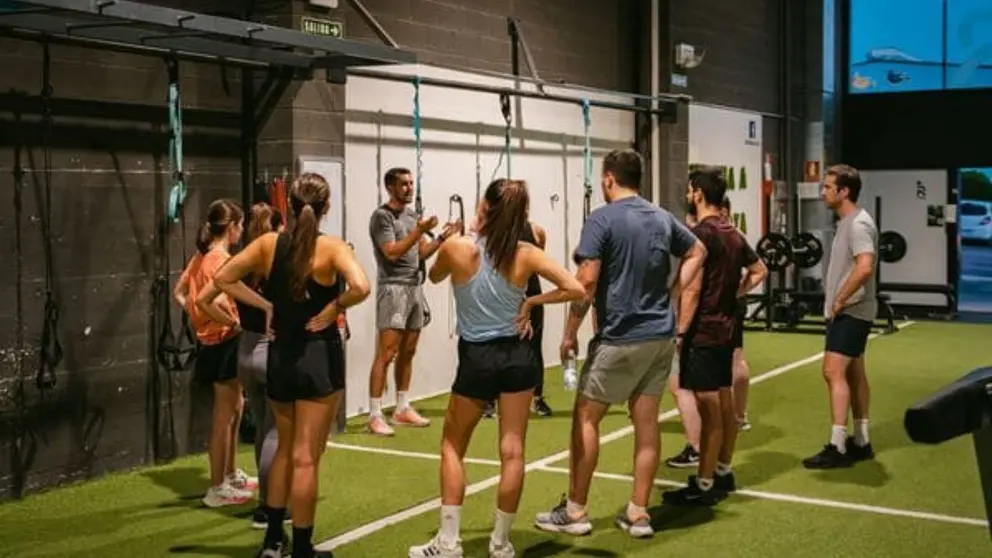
[490,92,513,182]
[154,59,197,372]
[36,41,61,392]
[448,194,465,236]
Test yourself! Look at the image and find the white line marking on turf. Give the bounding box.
[538,466,986,528]
[328,441,987,529]
[316,321,916,551]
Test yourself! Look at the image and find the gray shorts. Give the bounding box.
[579,338,676,405]
[376,283,426,331]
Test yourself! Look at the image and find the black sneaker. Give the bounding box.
[845,436,875,462]
[802,443,854,469]
[534,396,553,417]
[661,476,721,506]
[714,471,737,493]
[665,444,700,469]
[483,400,496,419]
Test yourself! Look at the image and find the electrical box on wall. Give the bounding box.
[309,0,339,8]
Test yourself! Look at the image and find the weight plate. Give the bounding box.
[756,232,793,271]
[879,230,907,263]
[791,232,824,269]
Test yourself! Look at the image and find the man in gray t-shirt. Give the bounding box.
[365,167,458,436]
[803,164,879,471]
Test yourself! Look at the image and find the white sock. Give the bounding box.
[439,505,461,546]
[697,477,714,491]
[369,398,383,418]
[491,508,515,545]
[625,501,647,520]
[565,499,586,517]
[854,419,870,447]
[831,425,848,453]
[397,391,410,412]
[716,462,733,476]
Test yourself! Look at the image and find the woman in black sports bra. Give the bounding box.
[211,173,371,558]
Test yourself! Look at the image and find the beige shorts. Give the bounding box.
[579,338,676,405]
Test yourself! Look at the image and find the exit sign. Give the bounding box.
[301,16,343,38]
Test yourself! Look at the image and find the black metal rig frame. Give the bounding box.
[0,0,418,210]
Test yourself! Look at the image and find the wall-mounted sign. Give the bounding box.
[804,160,821,182]
[301,16,343,38]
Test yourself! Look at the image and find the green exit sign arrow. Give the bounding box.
[301,16,343,38]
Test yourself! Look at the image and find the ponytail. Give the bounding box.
[287,203,319,300]
[195,222,213,254]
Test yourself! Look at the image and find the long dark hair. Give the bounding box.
[244,202,283,287]
[195,199,243,255]
[286,173,330,301]
[477,179,529,273]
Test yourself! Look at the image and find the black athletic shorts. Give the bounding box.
[453,336,539,402]
[732,314,744,349]
[824,314,872,358]
[679,341,734,392]
[266,331,345,403]
[194,334,240,384]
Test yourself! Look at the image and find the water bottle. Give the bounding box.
[563,352,578,391]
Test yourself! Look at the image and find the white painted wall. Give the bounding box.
[339,64,635,417]
[859,170,948,306]
[687,104,764,249]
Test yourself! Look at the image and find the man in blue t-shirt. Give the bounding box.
[534,149,707,539]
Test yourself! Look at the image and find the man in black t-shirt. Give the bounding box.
[662,167,766,506]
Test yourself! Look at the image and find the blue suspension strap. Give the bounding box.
[582,99,593,222]
[36,40,61,392]
[154,59,197,372]
[412,76,432,325]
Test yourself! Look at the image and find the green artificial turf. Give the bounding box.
[1,321,989,558]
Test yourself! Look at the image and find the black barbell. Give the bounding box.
[756,230,907,271]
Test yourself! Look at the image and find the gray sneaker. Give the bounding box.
[615,511,654,538]
[534,496,593,536]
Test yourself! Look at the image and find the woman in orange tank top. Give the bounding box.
[174,198,257,508]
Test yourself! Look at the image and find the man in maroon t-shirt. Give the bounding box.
[663,167,766,506]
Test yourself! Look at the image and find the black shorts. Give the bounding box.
[194,334,240,384]
[453,336,539,402]
[825,314,872,358]
[679,342,734,392]
[266,332,345,403]
[732,315,744,349]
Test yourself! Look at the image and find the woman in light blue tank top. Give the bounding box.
[406,179,584,558]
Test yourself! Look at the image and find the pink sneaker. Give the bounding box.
[366,414,395,436]
[391,407,431,428]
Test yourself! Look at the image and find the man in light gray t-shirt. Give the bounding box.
[365,167,457,437]
[803,164,879,472]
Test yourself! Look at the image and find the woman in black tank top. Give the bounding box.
[212,173,371,558]
[485,222,554,418]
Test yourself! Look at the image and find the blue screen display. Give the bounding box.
[848,0,992,93]
[946,0,992,89]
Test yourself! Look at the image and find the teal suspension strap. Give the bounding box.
[155,59,197,372]
[167,63,186,223]
[411,76,432,324]
[582,99,593,222]
[413,75,424,217]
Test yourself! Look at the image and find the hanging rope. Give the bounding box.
[489,92,512,182]
[36,41,61,392]
[375,109,384,206]
[155,59,197,372]
[582,99,593,223]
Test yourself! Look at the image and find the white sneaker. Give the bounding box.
[202,482,254,508]
[489,539,515,558]
[227,468,259,491]
[615,512,654,538]
[408,535,463,558]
